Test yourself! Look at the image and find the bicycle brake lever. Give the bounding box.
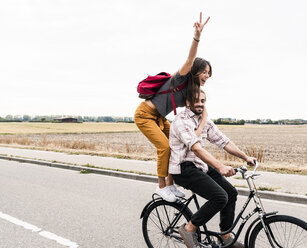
[252,173,261,179]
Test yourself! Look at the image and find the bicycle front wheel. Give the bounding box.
[142,200,195,248]
[249,215,307,248]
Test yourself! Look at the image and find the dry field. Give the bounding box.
[0,122,138,134]
[0,122,306,174]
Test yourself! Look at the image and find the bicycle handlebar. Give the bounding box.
[234,160,258,176]
[252,160,259,174]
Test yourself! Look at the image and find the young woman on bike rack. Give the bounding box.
[134,12,212,202]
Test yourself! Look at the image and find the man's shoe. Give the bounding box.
[155,186,177,202]
[178,224,201,248]
[178,224,212,248]
[168,184,185,197]
[221,235,244,248]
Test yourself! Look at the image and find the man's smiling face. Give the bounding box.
[190,91,206,115]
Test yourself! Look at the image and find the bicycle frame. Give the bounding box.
[166,187,275,246]
[141,162,281,247]
[200,164,278,247]
[199,189,277,247]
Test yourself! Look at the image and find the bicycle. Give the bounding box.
[140,162,307,247]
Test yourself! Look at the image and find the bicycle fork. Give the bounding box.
[259,215,284,248]
[252,180,281,248]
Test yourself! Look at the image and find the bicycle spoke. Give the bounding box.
[148,205,174,231]
[270,221,283,247]
[157,235,164,248]
[173,239,181,248]
[148,212,164,231]
[290,225,305,247]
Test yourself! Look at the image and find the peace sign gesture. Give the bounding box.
[193,12,210,40]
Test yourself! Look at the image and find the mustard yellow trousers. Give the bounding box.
[134,102,170,177]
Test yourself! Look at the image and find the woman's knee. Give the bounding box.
[158,142,170,155]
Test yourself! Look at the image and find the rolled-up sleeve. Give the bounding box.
[206,120,230,149]
[173,117,201,150]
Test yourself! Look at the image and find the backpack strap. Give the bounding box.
[157,81,187,115]
[171,93,177,115]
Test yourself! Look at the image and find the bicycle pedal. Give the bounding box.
[200,242,221,248]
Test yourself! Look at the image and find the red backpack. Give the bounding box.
[137,72,186,115]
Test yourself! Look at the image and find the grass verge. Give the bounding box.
[0,144,306,175]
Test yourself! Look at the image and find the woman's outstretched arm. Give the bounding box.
[179,12,210,76]
[195,105,208,137]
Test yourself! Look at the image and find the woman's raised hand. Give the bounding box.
[179,12,210,76]
[193,12,210,40]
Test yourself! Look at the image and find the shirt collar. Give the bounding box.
[185,108,202,122]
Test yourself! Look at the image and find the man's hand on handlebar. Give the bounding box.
[219,165,235,177]
[246,157,257,166]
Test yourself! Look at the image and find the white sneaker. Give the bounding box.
[155,186,177,202]
[168,184,185,198]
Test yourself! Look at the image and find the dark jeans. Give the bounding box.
[172,161,238,231]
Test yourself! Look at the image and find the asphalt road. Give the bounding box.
[0,159,306,248]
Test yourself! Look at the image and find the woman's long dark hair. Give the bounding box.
[186,57,212,105]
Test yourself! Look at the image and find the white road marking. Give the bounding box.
[0,211,79,247]
[0,211,42,232]
[39,231,78,248]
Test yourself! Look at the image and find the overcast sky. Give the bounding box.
[1,0,306,120]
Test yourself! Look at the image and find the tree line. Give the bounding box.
[0,115,134,123]
[0,115,306,125]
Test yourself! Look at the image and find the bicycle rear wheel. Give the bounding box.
[249,215,307,248]
[142,200,196,248]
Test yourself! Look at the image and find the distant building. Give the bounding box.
[54,117,78,123]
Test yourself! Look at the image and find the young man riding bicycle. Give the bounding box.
[169,90,256,248]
